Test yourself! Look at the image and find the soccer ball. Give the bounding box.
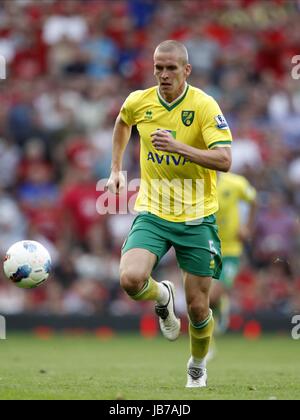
[3,240,51,289]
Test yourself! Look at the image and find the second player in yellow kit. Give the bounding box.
[217,173,256,257]
[217,172,257,285]
[209,172,257,339]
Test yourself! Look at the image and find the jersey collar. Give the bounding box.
[157,83,189,111]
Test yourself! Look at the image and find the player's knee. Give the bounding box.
[120,267,148,295]
[187,298,209,324]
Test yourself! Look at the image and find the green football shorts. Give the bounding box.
[219,256,241,288]
[122,212,222,279]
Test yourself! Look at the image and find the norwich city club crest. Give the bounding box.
[181,111,194,127]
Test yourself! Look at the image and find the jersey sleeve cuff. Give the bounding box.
[208,140,232,149]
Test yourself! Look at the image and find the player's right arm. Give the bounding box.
[106,114,132,194]
[106,91,140,194]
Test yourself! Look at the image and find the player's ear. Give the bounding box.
[185,64,192,78]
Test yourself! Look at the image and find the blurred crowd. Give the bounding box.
[0,0,300,317]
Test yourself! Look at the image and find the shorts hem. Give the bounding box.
[122,245,160,263]
[179,266,215,278]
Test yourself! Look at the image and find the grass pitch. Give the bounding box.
[0,333,299,400]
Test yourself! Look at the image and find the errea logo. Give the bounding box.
[145,110,153,120]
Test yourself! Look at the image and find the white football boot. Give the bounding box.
[155,281,181,341]
[186,367,208,388]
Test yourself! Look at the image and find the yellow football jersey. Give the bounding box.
[120,83,232,222]
[216,172,256,257]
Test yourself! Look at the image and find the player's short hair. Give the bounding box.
[154,40,189,65]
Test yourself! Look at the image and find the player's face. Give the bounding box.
[154,51,191,102]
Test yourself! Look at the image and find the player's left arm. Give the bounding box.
[151,129,231,172]
[177,143,231,172]
[151,95,232,172]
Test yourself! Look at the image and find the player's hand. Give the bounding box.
[105,171,126,195]
[151,130,179,153]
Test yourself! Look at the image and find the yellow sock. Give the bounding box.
[130,277,159,301]
[189,309,215,360]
